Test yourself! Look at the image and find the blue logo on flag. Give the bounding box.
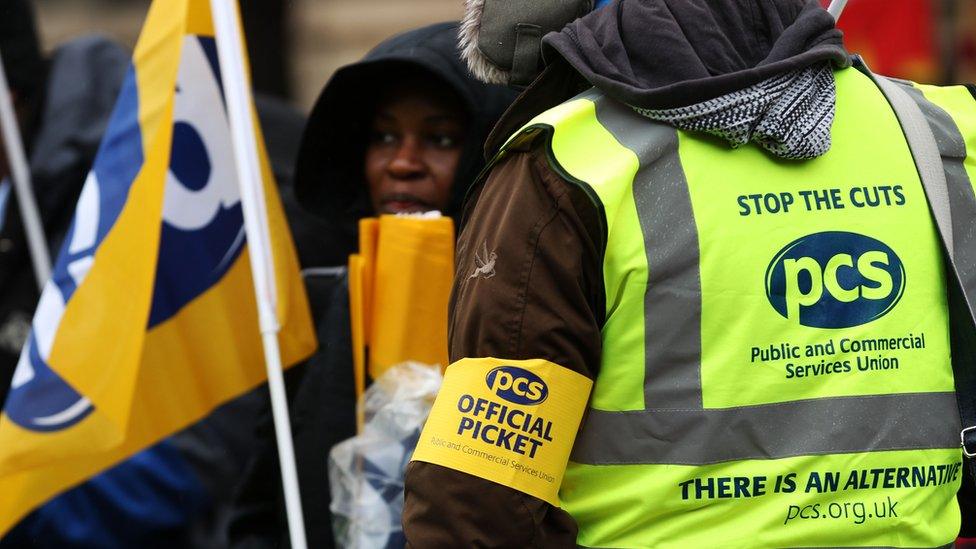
[150,36,244,326]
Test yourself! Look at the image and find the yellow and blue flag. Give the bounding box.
[0,0,316,534]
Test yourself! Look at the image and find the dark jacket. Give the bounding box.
[228,22,515,549]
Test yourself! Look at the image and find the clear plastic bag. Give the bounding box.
[328,361,443,549]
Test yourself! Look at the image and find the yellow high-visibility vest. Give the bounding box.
[501,65,975,547]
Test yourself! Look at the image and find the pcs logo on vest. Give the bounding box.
[486,366,548,405]
[765,231,905,328]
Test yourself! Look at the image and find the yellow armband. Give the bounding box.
[411,357,592,506]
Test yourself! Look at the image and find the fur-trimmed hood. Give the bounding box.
[459,0,592,87]
[458,0,507,85]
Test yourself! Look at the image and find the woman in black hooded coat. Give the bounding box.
[228,22,515,548]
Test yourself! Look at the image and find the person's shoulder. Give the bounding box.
[29,36,129,179]
[50,35,128,75]
[43,34,128,115]
[467,131,600,239]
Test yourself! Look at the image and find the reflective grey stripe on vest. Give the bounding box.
[895,83,976,309]
[592,94,704,410]
[571,91,960,466]
[572,392,958,465]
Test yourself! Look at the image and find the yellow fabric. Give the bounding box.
[348,254,366,430]
[412,357,592,506]
[370,215,454,377]
[348,215,454,382]
[0,0,316,534]
[358,218,379,346]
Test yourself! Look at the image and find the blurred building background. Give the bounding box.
[33,0,462,111]
[29,0,976,113]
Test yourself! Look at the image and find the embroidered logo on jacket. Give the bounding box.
[468,240,497,279]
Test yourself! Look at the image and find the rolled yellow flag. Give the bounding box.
[370,214,454,378]
[349,214,455,400]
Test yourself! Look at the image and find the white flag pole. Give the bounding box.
[208,2,308,549]
[0,49,51,290]
[827,0,850,21]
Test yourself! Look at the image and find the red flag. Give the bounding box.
[826,0,937,82]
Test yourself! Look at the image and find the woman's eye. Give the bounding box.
[430,134,458,148]
[371,131,397,145]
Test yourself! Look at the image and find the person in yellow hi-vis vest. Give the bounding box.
[227,23,514,548]
[405,0,976,547]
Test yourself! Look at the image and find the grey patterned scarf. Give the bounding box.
[633,62,836,160]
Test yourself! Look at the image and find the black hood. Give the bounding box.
[487,0,849,152]
[294,22,516,265]
[546,0,849,110]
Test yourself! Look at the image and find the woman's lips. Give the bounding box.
[384,200,424,212]
[381,194,431,213]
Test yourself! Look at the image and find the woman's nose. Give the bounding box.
[387,136,425,178]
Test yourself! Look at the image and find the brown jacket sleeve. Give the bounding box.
[403,137,605,548]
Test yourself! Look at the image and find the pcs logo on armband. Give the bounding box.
[486,365,549,405]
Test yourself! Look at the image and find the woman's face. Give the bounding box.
[364,81,467,215]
